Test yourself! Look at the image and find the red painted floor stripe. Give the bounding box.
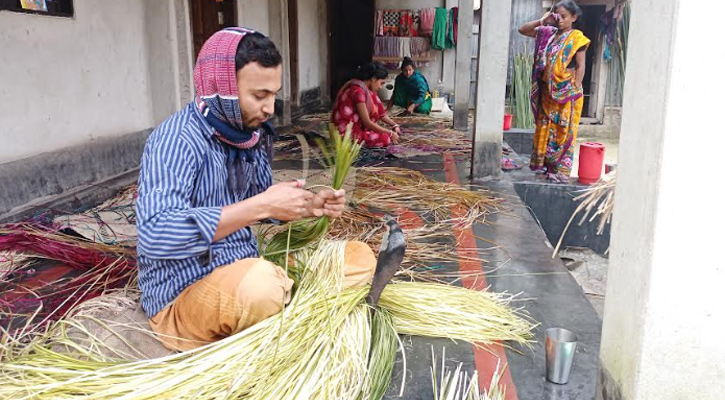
[443,153,520,400]
[390,206,425,230]
[366,206,425,230]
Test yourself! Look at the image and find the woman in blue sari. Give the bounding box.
[388,57,433,114]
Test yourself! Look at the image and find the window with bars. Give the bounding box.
[0,0,73,18]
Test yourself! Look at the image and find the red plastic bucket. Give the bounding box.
[578,142,605,185]
[503,114,513,131]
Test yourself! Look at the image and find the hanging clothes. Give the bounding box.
[383,10,400,36]
[400,37,412,59]
[420,8,435,36]
[375,10,384,36]
[431,7,449,50]
[374,37,399,56]
[373,36,403,69]
[410,37,431,67]
[399,10,411,37]
[444,7,458,48]
[447,7,458,47]
[411,10,420,36]
[410,37,431,58]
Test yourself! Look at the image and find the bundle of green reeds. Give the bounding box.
[613,3,630,102]
[512,50,535,129]
[262,123,361,265]
[604,1,629,124]
[0,240,534,400]
[0,241,370,399]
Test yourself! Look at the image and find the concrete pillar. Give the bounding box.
[173,0,195,107]
[597,1,725,399]
[268,0,293,125]
[470,0,511,180]
[453,0,473,130]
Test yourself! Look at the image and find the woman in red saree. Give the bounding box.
[331,62,401,148]
[519,0,590,183]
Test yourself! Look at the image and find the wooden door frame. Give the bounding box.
[326,0,375,101]
[288,0,299,105]
[326,0,333,100]
[579,4,606,120]
[189,0,239,59]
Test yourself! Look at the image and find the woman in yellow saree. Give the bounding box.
[519,0,590,183]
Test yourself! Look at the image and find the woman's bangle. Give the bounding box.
[392,124,400,129]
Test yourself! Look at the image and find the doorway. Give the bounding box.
[288,0,299,105]
[579,5,605,118]
[327,0,375,100]
[190,0,237,60]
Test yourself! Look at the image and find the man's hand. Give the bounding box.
[261,180,314,221]
[308,189,346,218]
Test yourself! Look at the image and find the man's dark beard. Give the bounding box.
[242,120,262,130]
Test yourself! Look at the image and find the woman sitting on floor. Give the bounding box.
[388,57,433,115]
[331,62,401,148]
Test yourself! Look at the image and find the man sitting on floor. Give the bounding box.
[135,28,375,351]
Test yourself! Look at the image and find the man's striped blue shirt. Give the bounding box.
[136,103,272,317]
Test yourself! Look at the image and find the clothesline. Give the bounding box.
[377,8,423,37]
[375,7,457,49]
[373,36,432,69]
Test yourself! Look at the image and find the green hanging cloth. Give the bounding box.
[446,7,458,48]
[431,7,448,50]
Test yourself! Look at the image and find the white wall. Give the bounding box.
[144,0,194,125]
[375,0,456,93]
[0,0,157,163]
[296,0,324,93]
[237,0,270,35]
[599,0,725,398]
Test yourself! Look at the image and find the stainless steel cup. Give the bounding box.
[545,328,578,384]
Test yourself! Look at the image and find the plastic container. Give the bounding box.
[378,81,395,101]
[578,142,605,185]
[503,114,513,131]
[434,81,445,99]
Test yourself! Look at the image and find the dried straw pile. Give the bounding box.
[554,172,616,255]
